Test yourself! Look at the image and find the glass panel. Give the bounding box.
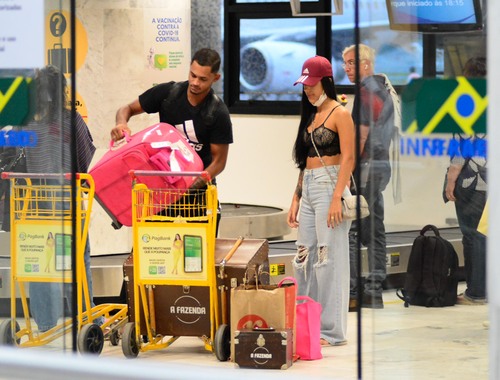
[358,1,488,379]
[332,0,423,85]
[0,0,94,353]
[439,34,486,77]
[237,1,422,106]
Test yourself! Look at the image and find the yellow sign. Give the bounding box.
[270,263,286,277]
[137,225,208,281]
[15,223,73,279]
[65,88,89,121]
[45,10,88,74]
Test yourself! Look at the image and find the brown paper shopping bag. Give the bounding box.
[230,279,296,361]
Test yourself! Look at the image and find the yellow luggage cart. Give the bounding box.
[122,170,228,359]
[0,173,128,354]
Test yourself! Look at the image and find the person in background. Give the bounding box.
[444,56,487,305]
[407,66,420,83]
[342,44,401,310]
[111,48,233,233]
[288,55,355,346]
[25,65,100,331]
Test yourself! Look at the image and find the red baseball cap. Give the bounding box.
[294,56,333,86]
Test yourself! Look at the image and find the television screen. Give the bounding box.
[386,0,483,33]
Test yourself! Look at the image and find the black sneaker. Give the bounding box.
[361,292,384,309]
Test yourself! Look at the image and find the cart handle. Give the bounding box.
[1,172,84,180]
[128,170,211,183]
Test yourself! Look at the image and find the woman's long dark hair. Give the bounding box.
[292,76,338,170]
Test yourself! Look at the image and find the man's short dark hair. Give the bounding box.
[192,48,221,74]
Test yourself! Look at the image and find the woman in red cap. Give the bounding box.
[288,55,355,347]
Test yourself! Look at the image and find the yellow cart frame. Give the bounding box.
[122,170,222,358]
[0,173,128,354]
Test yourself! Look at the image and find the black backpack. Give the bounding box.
[397,225,459,307]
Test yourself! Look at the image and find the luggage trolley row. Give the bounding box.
[0,173,128,354]
[0,170,269,361]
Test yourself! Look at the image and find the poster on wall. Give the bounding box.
[0,0,44,69]
[143,3,191,87]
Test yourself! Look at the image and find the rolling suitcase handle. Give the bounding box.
[220,236,244,268]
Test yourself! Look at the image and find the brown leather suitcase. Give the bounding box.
[234,328,293,369]
[123,238,269,337]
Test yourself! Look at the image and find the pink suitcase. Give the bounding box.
[89,122,203,228]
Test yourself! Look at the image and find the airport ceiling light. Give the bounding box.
[290,0,343,16]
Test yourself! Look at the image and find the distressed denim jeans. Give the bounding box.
[293,166,351,345]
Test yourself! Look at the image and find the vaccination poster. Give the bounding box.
[143,3,191,87]
[137,225,208,282]
[15,222,73,279]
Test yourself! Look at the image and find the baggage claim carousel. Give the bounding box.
[0,203,464,315]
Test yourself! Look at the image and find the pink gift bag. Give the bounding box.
[296,295,322,360]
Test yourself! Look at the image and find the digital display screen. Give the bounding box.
[183,235,203,273]
[55,233,72,271]
[386,0,483,33]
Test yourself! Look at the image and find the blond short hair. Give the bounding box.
[342,44,375,67]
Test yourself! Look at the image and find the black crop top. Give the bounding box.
[304,105,341,157]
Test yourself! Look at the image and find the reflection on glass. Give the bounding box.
[238,2,424,102]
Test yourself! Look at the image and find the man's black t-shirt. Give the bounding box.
[139,81,233,170]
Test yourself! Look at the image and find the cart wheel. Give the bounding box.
[214,324,231,361]
[110,329,120,346]
[121,322,139,358]
[0,319,20,345]
[77,323,104,355]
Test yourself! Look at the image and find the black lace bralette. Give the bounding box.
[304,104,341,157]
[304,126,341,157]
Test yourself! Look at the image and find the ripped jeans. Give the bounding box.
[293,166,351,345]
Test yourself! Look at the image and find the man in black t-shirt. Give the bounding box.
[112,48,233,190]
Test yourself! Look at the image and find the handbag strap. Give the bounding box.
[310,129,358,194]
[296,295,317,304]
[278,276,297,288]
